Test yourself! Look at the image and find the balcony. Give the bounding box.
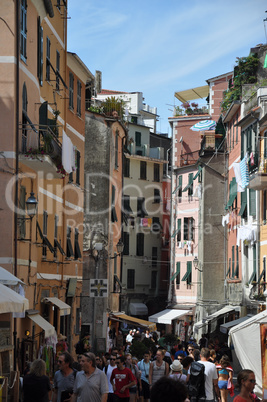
[248,151,267,190]
[19,124,63,178]
[199,132,224,156]
[179,150,199,167]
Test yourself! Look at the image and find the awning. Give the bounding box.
[0,283,29,314]
[194,319,208,333]
[0,266,25,286]
[220,315,252,334]
[149,309,190,325]
[175,85,209,103]
[129,303,148,316]
[206,306,238,322]
[111,312,156,331]
[43,297,71,316]
[27,313,56,338]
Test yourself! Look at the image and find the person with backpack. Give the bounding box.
[103,353,117,402]
[187,348,220,402]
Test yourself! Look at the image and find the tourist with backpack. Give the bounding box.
[187,348,220,402]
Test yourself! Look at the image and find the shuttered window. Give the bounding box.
[136,233,144,256]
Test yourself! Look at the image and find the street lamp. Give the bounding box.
[193,256,203,272]
[109,239,124,259]
[25,192,38,218]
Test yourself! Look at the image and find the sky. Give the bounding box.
[67,0,267,135]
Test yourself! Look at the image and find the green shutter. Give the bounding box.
[239,190,247,217]
[170,262,180,281]
[249,189,256,217]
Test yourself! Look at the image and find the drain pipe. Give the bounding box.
[14,0,20,371]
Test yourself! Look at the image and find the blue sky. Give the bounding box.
[67,1,267,134]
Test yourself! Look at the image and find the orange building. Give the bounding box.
[0,0,93,375]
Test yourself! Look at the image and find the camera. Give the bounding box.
[145,375,149,378]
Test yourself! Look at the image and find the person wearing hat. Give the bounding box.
[169,360,187,383]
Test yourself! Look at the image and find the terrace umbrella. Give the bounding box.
[190,120,216,131]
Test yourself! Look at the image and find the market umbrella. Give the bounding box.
[190,120,216,131]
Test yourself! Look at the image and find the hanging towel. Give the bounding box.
[264,54,267,68]
[233,162,245,192]
[62,132,74,173]
[240,157,249,189]
[250,152,254,166]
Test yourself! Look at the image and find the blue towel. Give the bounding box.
[240,157,249,189]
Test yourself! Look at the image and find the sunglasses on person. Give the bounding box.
[249,379,256,384]
[188,349,194,351]
[110,358,116,361]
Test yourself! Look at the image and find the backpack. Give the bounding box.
[187,361,206,402]
[75,340,84,355]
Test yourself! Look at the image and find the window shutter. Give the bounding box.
[136,233,144,256]
[76,150,80,185]
[123,232,129,255]
[232,246,235,277]
[249,189,256,217]
[177,219,181,242]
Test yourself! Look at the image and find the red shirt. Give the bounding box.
[110,367,136,398]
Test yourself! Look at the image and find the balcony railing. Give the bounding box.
[19,122,63,176]
[199,134,224,155]
[248,150,267,190]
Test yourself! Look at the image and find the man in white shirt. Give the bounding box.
[187,348,220,402]
[103,353,117,402]
[126,330,133,344]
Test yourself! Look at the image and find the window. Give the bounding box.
[19,186,26,239]
[177,219,181,242]
[123,195,133,214]
[123,232,129,255]
[46,37,51,81]
[151,271,157,289]
[111,185,118,222]
[264,190,267,223]
[226,258,231,278]
[178,175,183,200]
[152,217,161,234]
[56,50,60,91]
[124,157,130,177]
[42,211,54,258]
[176,262,180,288]
[154,189,161,203]
[115,131,119,169]
[76,150,80,185]
[232,246,235,278]
[137,197,147,217]
[154,164,160,182]
[136,233,144,256]
[140,161,147,180]
[69,73,74,110]
[249,189,256,217]
[20,0,27,62]
[127,269,135,289]
[239,190,247,219]
[184,217,194,241]
[235,245,239,278]
[135,131,141,146]
[264,131,267,158]
[182,261,192,288]
[66,226,74,258]
[188,173,193,196]
[152,247,157,268]
[249,245,257,284]
[77,80,82,116]
[74,228,82,259]
[37,17,43,85]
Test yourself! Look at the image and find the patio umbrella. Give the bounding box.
[190,120,216,131]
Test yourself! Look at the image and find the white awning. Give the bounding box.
[220,315,253,334]
[149,309,190,325]
[27,313,56,338]
[0,266,25,286]
[206,306,238,322]
[0,283,29,314]
[175,85,209,103]
[129,303,148,316]
[43,297,71,316]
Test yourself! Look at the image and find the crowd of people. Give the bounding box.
[20,329,262,402]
